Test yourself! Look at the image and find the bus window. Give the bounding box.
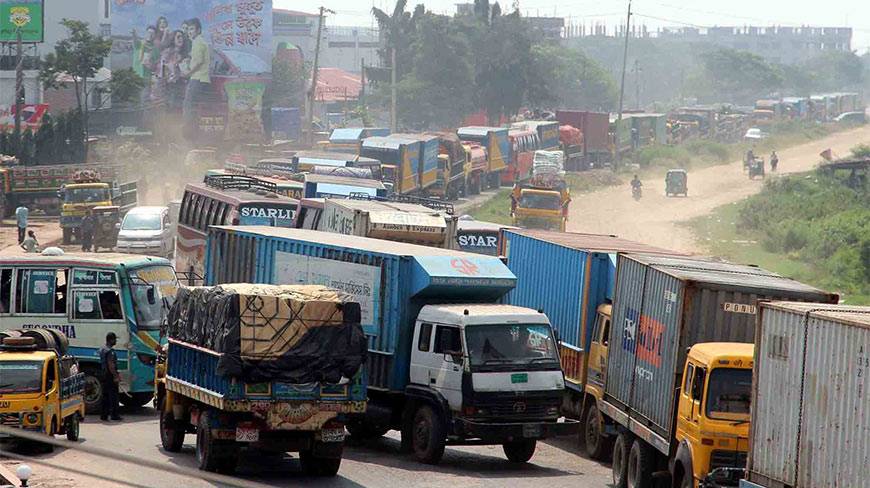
[217,202,230,225]
[72,290,123,321]
[15,269,67,314]
[0,269,11,314]
[195,195,208,231]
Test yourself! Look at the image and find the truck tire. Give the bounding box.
[411,405,446,464]
[196,410,237,473]
[82,368,103,415]
[584,404,613,461]
[502,439,536,463]
[627,439,655,488]
[62,228,72,245]
[120,392,154,409]
[160,408,185,452]
[300,444,343,477]
[66,415,80,442]
[612,432,632,488]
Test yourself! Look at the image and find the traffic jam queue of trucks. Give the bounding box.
[500,229,838,488]
[203,225,579,465]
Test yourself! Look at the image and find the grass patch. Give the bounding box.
[465,189,513,225]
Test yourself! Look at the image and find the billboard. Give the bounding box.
[0,0,43,42]
[111,0,273,142]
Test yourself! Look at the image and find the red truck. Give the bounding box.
[555,110,610,170]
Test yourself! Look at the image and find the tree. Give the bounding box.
[371,0,419,80]
[537,45,617,111]
[271,56,308,108]
[39,19,143,149]
[687,48,784,104]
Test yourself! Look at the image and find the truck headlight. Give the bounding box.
[24,413,41,426]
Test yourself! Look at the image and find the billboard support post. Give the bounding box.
[13,27,22,154]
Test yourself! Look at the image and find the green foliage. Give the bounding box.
[109,68,147,104]
[690,49,784,104]
[0,110,86,164]
[271,57,308,108]
[851,143,870,158]
[798,51,864,92]
[541,45,617,111]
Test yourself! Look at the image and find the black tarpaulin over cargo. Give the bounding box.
[166,284,366,383]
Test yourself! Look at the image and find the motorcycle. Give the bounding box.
[632,185,642,201]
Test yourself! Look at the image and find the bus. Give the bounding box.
[175,174,299,283]
[0,252,178,413]
[503,128,539,185]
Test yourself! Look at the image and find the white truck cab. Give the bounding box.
[405,304,574,464]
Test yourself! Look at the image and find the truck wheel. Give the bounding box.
[120,392,154,409]
[411,405,446,464]
[82,369,103,415]
[196,410,237,473]
[66,415,80,442]
[300,445,343,477]
[62,228,72,245]
[502,439,536,463]
[584,404,613,461]
[160,408,185,452]
[627,439,655,488]
[612,432,631,488]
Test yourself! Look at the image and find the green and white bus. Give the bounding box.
[0,252,178,412]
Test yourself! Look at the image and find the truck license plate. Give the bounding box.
[511,373,528,384]
[321,428,345,443]
[235,427,259,442]
[522,424,542,438]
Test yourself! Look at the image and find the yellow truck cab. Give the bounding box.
[673,343,753,488]
[0,335,85,449]
[511,185,570,232]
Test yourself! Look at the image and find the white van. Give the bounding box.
[117,206,174,258]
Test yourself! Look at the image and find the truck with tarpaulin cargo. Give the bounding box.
[559,125,584,171]
[157,284,367,476]
[316,197,458,249]
[389,133,440,192]
[457,126,509,189]
[204,226,579,465]
[555,110,610,168]
[359,136,421,195]
[319,127,390,152]
[426,132,468,200]
[499,229,679,460]
[514,120,560,150]
[600,254,837,488]
[740,302,870,488]
[290,152,383,177]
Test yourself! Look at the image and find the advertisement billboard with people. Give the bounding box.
[111,0,272,143]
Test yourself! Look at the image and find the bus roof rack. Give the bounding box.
[348,192,455,215]
[204,174,278,194]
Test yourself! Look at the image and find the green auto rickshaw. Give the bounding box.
[665,169,688,197]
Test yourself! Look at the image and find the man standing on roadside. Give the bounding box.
[99,332,122,421]
[81,210,97,252]
[182,18,210,140]
[15,205,28,244]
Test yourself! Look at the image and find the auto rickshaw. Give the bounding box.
[665,169,688,197]
[748,158,765,180]
[91,205,120,252]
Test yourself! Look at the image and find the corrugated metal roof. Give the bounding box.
[212,226,486,257]
[315,68,361,102]
[505,229,680,255]
[624,253,836,297]
[762,301,870,329]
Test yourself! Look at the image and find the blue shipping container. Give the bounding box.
[205,226,517,392]
[502,229,678,392]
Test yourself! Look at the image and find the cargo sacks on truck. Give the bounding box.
[166,284,367,383]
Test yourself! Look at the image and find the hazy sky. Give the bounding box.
[275,0,870,53]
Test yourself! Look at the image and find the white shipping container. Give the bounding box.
[748,302,870,488]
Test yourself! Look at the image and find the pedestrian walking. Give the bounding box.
[81,210,97,252]
[99,332,122,421]
[20,230,39,253]
[770,151,779,172]
[15,205,28,244]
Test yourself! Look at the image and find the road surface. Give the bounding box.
[567,124,870,253]
[1,407,610,487]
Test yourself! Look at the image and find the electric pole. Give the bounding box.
[615,0,632,172]
[633,59,641,110]
[390,47,396,133]
[14,27,24,155]
[306,6,334,145]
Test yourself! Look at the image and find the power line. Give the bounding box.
[631,12,708,29]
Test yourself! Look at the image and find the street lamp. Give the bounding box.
[15,464,32,487]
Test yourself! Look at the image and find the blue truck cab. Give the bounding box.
[204,226,579,465]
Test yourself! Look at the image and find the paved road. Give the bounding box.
[2,408,611,487]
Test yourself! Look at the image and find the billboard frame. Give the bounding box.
[0,0,44,43]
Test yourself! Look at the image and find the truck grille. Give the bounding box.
[473,394,561,420]
[710,449,748,470]
[0,413,20,426]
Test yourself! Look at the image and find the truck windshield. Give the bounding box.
[0,361,44,394]
[706,368,752,420]
[465,324,559,369]
[66,187,111,204]
[128,265,179,330]
[519,192,561,210]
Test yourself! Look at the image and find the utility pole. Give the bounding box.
[615,0,632,172]
[306,6,334,145]
[14,28,24,155]
[633,59,641,110]
[390,47,397,133]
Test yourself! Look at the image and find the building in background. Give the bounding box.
[526,17,564,40]
[273,8,379,73]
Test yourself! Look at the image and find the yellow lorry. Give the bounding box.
[58,170,138,244]
[0,332,85,451]
[510,183,570,231]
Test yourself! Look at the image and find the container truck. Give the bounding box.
[740,302,870,488]
[514,120,560,150]
[500,229,678,459]
[457,218,514,256]
[204,226,580,465]
[319,127,390,152]
[317,197,458,249]
[457,126,509,189]
[390,133,440,191]
[559,125,584,171]
[427,132,467,200]
[158,284,367,476]
[555,110,610,167]
[360,136,421,195]
[601,254,837,488]
[463,142,488,195]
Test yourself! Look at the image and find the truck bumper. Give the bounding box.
[453,417,580,442]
